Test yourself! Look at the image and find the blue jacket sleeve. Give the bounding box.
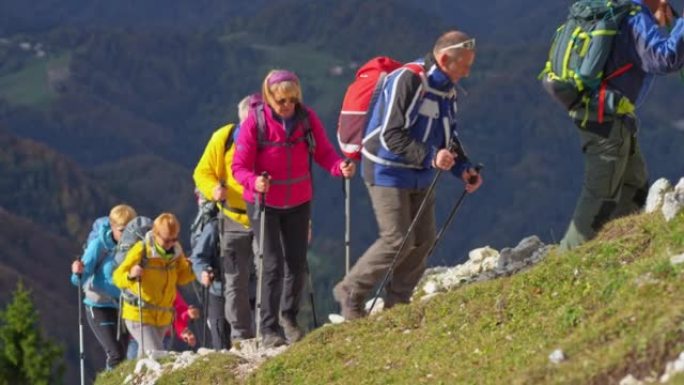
[189,220,219,282]
[630,14,684,74]
[70,240,100,286]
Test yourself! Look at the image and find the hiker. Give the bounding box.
[333,30,483,320]
[126,290,200,358]
[70,204,137,370]
[557,0,684,250]
[232,69,355,346]
[113,213,196,357]
[191,95,254,349]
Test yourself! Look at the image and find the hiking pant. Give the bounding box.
[247,201,310,335]
[218,218,255,339]
[86,306,127,370]
[343,185,436,307]
[124,320,169,357]
[561,116,648,250]
[207,293,231,349]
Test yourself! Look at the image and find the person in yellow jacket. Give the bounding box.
[191,96,256,347]
[113,213,195,357]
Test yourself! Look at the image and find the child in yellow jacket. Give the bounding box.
[113,213,195,357]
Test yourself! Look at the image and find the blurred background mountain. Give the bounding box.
[1,0,683,382]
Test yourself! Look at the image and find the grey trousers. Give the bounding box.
[124,320,169,358]
[218,220,255,339]
[561,116,648,250]
[343,185,436,306]
[247,202,310,335]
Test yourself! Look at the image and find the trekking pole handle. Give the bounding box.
[73,254,84,279]
[259,172,269,207]
[204,267,215,283]
[468,163,484,185]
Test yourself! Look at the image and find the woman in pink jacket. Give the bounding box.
[232,69,355,347]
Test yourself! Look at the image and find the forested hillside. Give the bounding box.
[1,0,683,383]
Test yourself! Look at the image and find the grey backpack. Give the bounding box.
[114,216,153,264]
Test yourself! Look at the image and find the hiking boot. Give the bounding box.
[261,333,286,349]
[333,282,366,321]
[280,317,304,344]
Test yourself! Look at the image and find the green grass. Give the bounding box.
[0,53,70,108]
[97,211,684,384]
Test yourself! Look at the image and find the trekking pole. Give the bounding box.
[116,294,123,341]
[306,260,319,328]
[369,168,444,313]
[137,266,145,358]
[255,172,268,349]
[202,267,212,348]
[424,164,484,261]
[343,159,352,275]
[75,257,85,385]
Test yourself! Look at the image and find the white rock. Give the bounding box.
[420,293,440,303]
[469,246,499,263]
[481,256,498,271]
[134,357,162,374]
[366,297,384,315]
[197,347,216,356]
[671,253,684,266]
[662,192,684,222]
[500,236,544,264]
[328,314,345,324]
[645,178,672,213]
[424,280,439,294]
[659,351,684,383]
[619,374,643,385]
[548,348,566,364]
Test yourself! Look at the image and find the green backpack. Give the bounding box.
[540,0,640,126]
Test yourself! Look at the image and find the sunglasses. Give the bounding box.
[439,38,476,52]
[275,97,299,106]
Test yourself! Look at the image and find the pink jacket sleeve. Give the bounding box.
[232,111,258,194]
[173,291,190,339]
[307,108,344,177]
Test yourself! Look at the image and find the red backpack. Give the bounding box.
[337,57,424,160]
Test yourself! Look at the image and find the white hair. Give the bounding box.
[237,96,250,124]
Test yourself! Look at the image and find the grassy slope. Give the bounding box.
[254,212,684,385]
[0,53,69,109]
[97,210,684,384]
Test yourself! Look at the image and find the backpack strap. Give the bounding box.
[299,108,315,182]
[256,103,266,148]
[224,124,237,156]
[597,63,633,123]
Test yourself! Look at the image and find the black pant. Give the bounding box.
[85,306,128,370]
[207,293,231,349]
[248,201,310,334]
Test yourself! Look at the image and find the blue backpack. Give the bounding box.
[80,217,115,303]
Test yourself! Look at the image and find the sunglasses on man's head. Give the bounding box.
[275,97,298,106]
[439,38,476,52]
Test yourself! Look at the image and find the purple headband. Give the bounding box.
[267,70,299,87]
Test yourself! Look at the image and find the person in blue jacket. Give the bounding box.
[334,30,483,320]
[560,0,684,250]
[70,204,137,369]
